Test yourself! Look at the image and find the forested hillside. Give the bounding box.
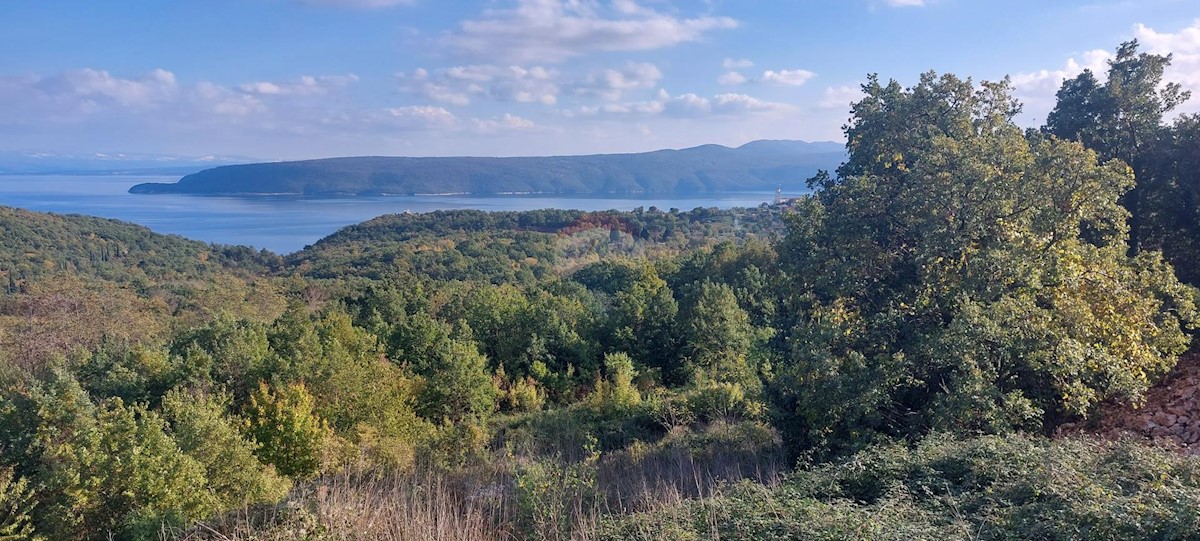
[3,41,1200,541]
[127,140,843,196]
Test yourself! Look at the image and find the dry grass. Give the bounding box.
[167,440,782,541]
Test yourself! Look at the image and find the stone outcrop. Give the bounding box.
[1060,353,1200,453]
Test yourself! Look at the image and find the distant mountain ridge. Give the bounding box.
[128,140,844,196]
[0,150,254,175]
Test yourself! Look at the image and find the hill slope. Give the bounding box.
[128,140,843,196]
[0,206,280,284]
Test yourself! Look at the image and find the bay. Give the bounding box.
[0,174,795,254]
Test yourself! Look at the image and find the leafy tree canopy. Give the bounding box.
[776,71,1196,456]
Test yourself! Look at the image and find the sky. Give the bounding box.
[1,0,1199,160]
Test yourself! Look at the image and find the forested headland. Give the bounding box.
[126,140,843,196]
[4,41,1200,540]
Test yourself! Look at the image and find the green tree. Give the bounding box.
[604,265,682,385]
[414,333,496,424]
[242,382,329,479]
[776,72,1195,456]
[1046,40,1191,255]
[304,310,430,470]
[1150,114,1200,282]
[682,281,757,389]
[28,370,213,540]
[161,389,290,509]
[0,468,38,541]
[587,352,640,412]
[171,317,273,397]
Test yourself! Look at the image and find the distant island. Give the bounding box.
[127,140,844,196]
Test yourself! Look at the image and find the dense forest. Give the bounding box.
[3,41,1200,540]
[127,140,843,196]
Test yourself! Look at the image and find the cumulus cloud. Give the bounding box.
[193,81,267,117]
[22,68,180,111]
[237,74,359,96]
[761,69,816,86]
[580,88,793,117]
[719,68,816,87]
[401,62,665,105]
[399,64,560,105]
[0,66,473,143]
[722,58,754,69]
[376,105,459,128]
[819,85,865,110]
[0,69,372,128]
[573,62,662,100]
[1009,49,1112,119]
[444,0,738,63]
[1134,18,1200,105]
[717,71,747,85]
[1008,20,1200,121]
[1010,49,1111,94]
[472,113,536,133]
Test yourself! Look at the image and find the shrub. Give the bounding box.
[599,434,1200,541]
[243,382,330,480]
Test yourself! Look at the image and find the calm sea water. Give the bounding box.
[0,175,792,254]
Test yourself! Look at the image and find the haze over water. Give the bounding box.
[0,175,789,254]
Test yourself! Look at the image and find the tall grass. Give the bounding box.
[167,432,783,541]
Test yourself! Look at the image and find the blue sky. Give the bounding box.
[1,0,1198,160]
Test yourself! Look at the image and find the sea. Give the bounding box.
[0,174,794,254]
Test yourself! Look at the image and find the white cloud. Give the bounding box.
[820,85,865,110]
[711,93,792,114]
[400,64,560,105]
[1010,49,1111,93]
[718,71,747,85]
[574,62,662,100]
[0,66,474,144]
[722,58,754,69]
[1009,20,1200,120]
[377,105,459,128]
[445,0,738,63]
[1010,49,1113,120]
[883,0,927,6]
[580,88,793,117]
[194,82,266,116]
[473,113,537,133]
[1134,19,1200,102]
[716,68,818,87]
[33,68,180,109]
[237,74,358,96]
[761,69,816,86]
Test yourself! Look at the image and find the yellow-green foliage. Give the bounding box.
[302,311,432,471]
[26,371,214,540]
[160,389,291,508]
[682,281,757,389]
[0,468,39,541]
[587,352,641,413]
[415,334,497,424]
[777,73,1197,455]
[243,382,330,480]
